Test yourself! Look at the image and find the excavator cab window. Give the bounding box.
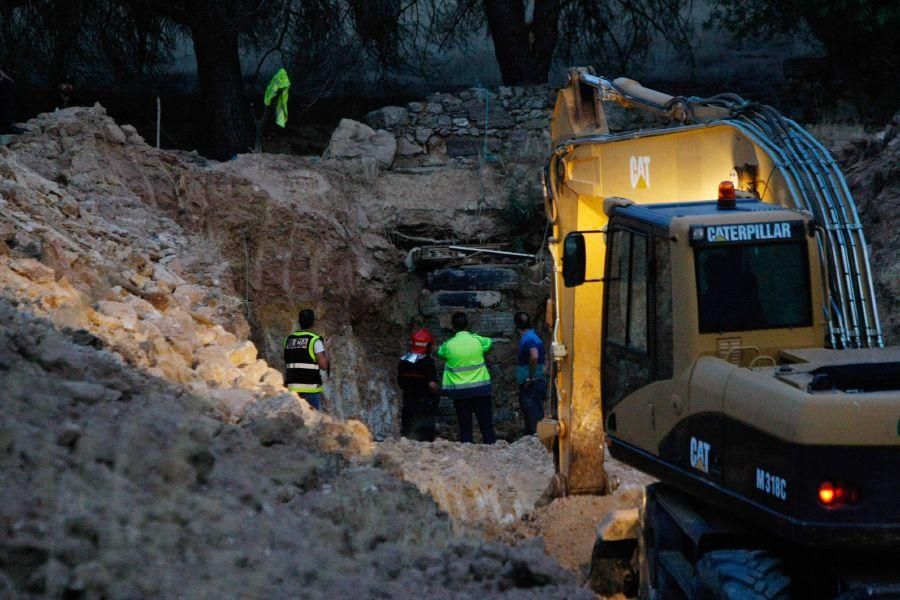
[695,242,811,333]
[605,228,648,352]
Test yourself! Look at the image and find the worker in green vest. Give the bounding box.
[437,312,496,444]
[284,308,329,410]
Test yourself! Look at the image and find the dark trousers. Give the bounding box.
[453,395,496,444]
[299,392,322,410]
[518,379,546,435]
[401,395,436,442]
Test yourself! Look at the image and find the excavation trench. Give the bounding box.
[0,106,597,598]
[0,87,895,600]
[9,105,894,597]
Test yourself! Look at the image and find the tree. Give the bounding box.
[349,0,403,66]
[557,0,694,75]
[1,0,366,159]
[419,0,693,87]
[140,1,274,160]
[145,0,367,159]
[0,0,173,92]
[483,0,561,85]
[709,0,900,120]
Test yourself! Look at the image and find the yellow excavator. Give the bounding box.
[538,67,900,598]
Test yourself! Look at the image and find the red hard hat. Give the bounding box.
[410,328,434,353]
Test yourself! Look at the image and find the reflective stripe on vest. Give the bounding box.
[446,361,486,373]
[284,331,323,393]
[444,380,491,390]
[288,383,322,392]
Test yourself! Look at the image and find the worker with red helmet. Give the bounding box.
[397,328,440,441]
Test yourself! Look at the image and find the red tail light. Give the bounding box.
[818,481,859,507]
[818,481,835,505]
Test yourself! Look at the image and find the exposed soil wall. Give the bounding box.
[6,106,522,439]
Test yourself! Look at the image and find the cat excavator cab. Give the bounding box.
[539,68,900,598]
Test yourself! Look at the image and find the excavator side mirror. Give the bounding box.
[563,233,586,287]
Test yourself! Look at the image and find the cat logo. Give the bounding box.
[629,156,651,189]
[690,436,711,474]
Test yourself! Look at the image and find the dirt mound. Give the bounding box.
[0,138,293,421]
[495,458,654,579]
[840,111,900,344]
[378,436,554,533]
[0,300,593,598]
[379,434,655,580]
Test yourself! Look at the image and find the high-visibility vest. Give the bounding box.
[437,331,492,399]
[284,330,323,393]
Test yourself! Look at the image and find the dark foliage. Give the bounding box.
[709,0,900,120]
[483,0,561,85]
[0,0,174,89]
[557,0,694,75]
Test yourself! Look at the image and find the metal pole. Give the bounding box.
[156,96,161,149]
[447,245,536,260]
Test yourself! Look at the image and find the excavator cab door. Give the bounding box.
[601,223,653,413]
[601,218,678,452]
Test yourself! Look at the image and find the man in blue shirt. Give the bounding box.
[514,312,546,435]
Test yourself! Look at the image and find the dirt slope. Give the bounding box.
[378,436,554,534]
[0,300,591,598]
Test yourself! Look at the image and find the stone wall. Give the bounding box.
[365,85,557,166]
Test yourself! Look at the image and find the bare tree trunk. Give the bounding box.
[483,0,560,85]
[189,11,250,159]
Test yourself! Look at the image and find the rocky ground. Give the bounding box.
[380,436,654,585]
[0,106,583,598]
[495,459,654,579]
[379,436,554,535]
[0,299,591,599]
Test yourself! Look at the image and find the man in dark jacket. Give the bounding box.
[397,328,439,441]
